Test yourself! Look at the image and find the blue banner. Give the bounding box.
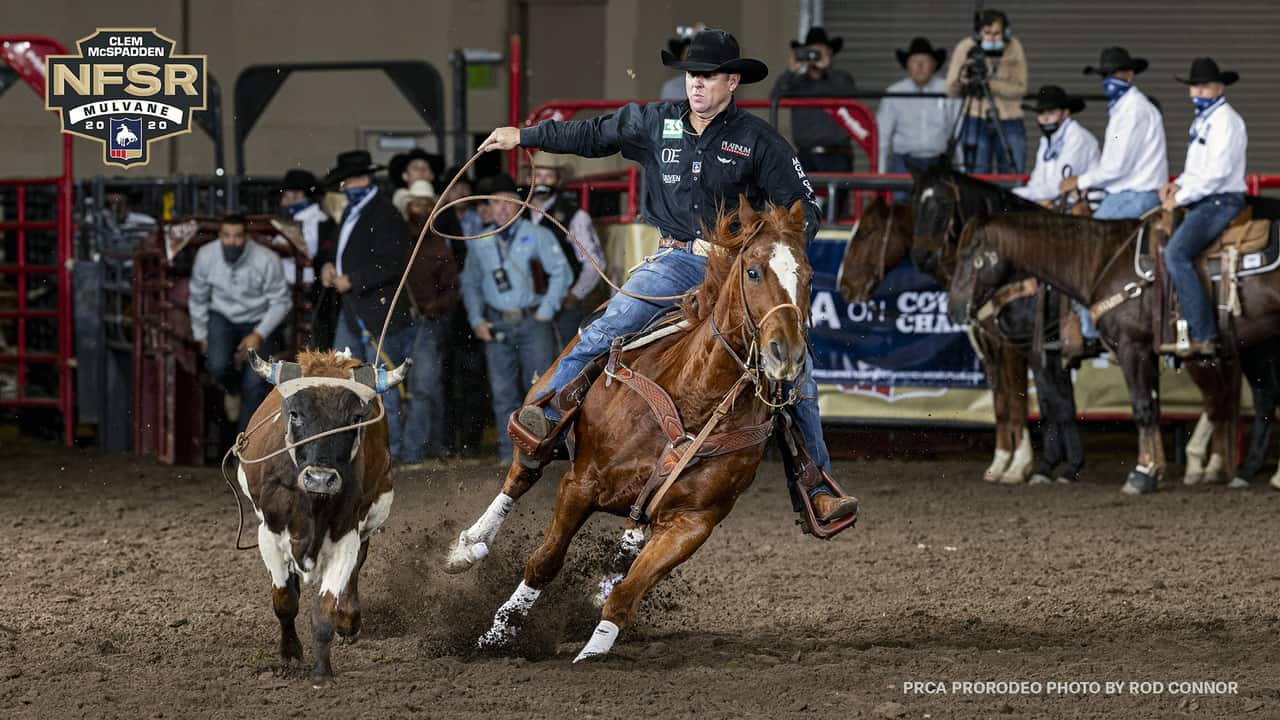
[806,235,987,388]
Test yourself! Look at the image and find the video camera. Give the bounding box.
[793,47,822,63]
[960,44,989,95]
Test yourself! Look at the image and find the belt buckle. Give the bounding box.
[502,309,522,323]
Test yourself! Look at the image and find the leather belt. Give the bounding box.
[658,237,711,257]
[484,305,539,323]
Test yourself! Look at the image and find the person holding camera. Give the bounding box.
[770,27,858,175]
[944,9,1028,174]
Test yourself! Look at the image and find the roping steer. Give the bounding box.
[235,348,408,681]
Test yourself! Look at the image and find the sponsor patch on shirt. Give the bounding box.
[720,141,751,158]
[662,173,681,184]
[691,161,702,174]
[662,118,683,139]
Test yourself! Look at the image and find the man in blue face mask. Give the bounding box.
[1158,58,1248,358]
[1061,47,1167,221]
[944,9,1028,174]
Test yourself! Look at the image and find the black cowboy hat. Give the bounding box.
[895,37,945,69]
[791,27,843,54]
[323,150,384,188]
[1083,46,1149,76]
[279,169,319,194]
[660,29,768,85]
[668,36,691,59]
[388,147,445,189]
[1021,85,1086,114]
[1176,56,1239,86]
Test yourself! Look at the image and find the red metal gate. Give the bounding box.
[0,36,75,445]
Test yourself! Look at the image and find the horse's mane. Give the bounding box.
[297,348,362,377]
[969,212,1142,297]
[919,161,1043,222]
[680,202,805,323]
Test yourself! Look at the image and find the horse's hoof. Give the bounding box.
[1121,471,1157,495]
[1028,474,1052,485]
[1228,477,1250,489]
[1055,476,1075,485]
[1182,472,1204,486]
[1271,474,1280,492]
[982,471,1000,483]
[998,473,1026,485]
[476,625,515,651]
[444,536,487,574]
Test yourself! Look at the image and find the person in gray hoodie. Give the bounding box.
[188,214,292,430]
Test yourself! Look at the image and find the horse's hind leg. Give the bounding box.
[575,510,719,663]
[477,478,593,650]
[593,526,646,607]
[998,350,1032,484]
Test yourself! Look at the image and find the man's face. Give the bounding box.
[1189,81,1224,100]
[489,192,519,226]
[906,54,937,86]
[531,167,560,193]
[442,180,471,205]
[979,21,1005,45]
[1109,69,1136,84]
[279,189,307,208]
[686,71,740,115]
[1037,109,1067,126]
[406,197,434,223]
[219,222,247,248]
[403,158,434,186]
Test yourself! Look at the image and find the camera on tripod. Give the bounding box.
[961,44,989,95]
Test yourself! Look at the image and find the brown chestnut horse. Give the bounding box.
[446,201,814,661]
[948,211,1280,493]
[838,197,1084,484]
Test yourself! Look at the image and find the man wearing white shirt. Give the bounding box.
[1061,47,1167,220]
[276,169,330,285]
[1013,86,1099,207]
[878,37,959,186]
[1159,58,1247,357]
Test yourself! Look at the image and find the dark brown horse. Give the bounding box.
[446,201,816,661]
[840,196,1084,484]
[947,211,1280,492]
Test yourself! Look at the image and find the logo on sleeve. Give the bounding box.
[662,118,683,139]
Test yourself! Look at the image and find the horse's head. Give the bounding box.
[837,197,912,303]
[947,220,1013,324]
[250,349,409,496]
[697,198,813,384]
[909,160,959,275]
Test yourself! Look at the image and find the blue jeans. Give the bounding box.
[960,116,1025,174]
[205,311,277,434]
[887,153,945,202]
[1165,193,1247,342]
[545,247,834,474]
[333,310,417,460]
[399,317,447,463]
[1092,190,1160,220]
[485,313,559,459]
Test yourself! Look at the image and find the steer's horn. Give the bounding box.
[248,350,302,385]
[376,358,413,393]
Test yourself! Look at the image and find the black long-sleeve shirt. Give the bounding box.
[770,68,858,149]
[519,100,821,245]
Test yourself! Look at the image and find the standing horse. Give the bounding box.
[948,212,1280,492]
[447,201,819,661]
[849,191,1084,483]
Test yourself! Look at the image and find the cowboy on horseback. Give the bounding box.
[478,28,858,525]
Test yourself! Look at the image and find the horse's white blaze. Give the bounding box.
[317,529,362,600]
[769,242,800,305]
[258,523,294,589]
[359,489,393,539]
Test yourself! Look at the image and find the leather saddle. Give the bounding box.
[1136,202,1280,283]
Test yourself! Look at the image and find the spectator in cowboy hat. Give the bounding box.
[771,27,859,179]
[275,169,333,285]
[390,148,444,217]
[458,172,571,462]
[1157,57,1247,358]
[1013,85,1099,206]
[876,36,961,187]
[313,149,418,460]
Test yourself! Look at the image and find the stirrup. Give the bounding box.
[507,393,578,466]
[795,470,858,540]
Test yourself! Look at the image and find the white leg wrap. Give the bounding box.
[574,620,619,663]
[1183,414,1213,485]
[477,580,541,649]
[445,493,513,573]
[1000,428,1033,484]
[983,448,1012,483]
[594,528,645,607]
[1270,465,1280,492]
[1203,453,1224,484]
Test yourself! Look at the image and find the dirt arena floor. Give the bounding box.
[2,435,1279,719]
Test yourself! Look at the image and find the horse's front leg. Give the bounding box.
[1115,342,1164,494]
